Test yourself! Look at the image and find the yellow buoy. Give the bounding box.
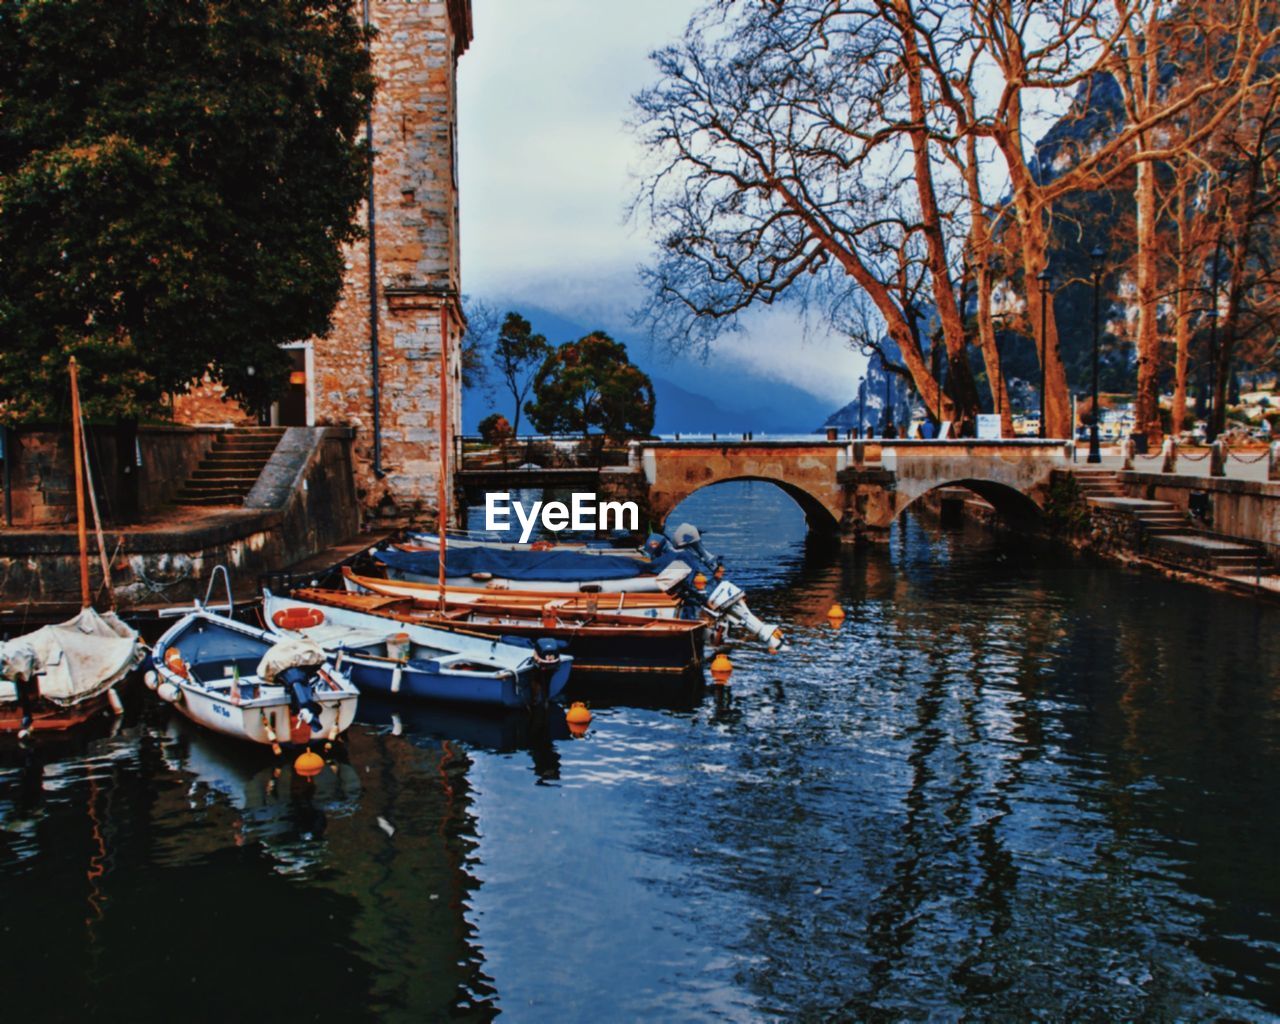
[693,572,707,591]
[827,603,846,621]
[294,749,325,777]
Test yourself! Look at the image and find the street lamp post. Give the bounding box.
[1088,246,1106,463]
[882,352,894,436]
[858,377,866,437]
[1206,243,1222,443]
[1038,269,1052,439]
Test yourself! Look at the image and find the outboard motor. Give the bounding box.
[278,665,324,733]
[664,523,724,574]
[258,636,328,735]
[531,638,566,705]
[703,578,786,651]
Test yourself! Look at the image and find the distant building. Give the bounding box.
[174,0,473,520]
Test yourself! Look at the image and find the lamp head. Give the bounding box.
[1037,269,1051,293]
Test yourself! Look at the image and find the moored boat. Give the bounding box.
[263,590,573,708]
[1,607,143,737]
[150,610,359,750]
[342,566,683,617]
[286,586,709,674]
[375,544,690,594]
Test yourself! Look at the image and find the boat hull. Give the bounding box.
[170,677,358,747]
[332,649,570,708]
[0,694,110,734]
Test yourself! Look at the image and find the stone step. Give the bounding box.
[174,494,245,506]
[205,454,275,466]
[181,475,255,489]
[1214,553,1270,568]
[210,441,281,454]
[190,467,262,480]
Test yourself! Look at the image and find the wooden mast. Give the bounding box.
[68,357,91,609]
[437,302,450,612]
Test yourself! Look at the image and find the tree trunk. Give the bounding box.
[896,3,981,428]
[1133,157,1164,441]
[993,95,1071,437]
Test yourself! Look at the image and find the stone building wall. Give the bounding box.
[171,0,472,523]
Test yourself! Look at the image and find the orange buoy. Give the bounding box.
[827,603,845,622]
[710,652,733,682]
[294,749,325,777]
[566,701,592,737]
[272,606,325,630]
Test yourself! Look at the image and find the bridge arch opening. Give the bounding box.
[661,476,842,535]
[894,478,1044,527]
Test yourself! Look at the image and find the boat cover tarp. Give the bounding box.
[257,636,326,682]
[0,607,142,706]
[378,545,658,582]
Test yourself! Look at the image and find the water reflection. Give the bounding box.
[0,480,1277,1021]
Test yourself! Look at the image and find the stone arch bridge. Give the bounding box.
[628,439,1073,542]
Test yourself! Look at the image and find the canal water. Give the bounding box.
[1,482,1278,1021]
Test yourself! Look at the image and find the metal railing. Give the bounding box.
[457,434,632,472]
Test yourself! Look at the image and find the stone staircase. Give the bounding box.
[174,427,285,506]
[1070,469,1276,580]
[1070,468,1126,500]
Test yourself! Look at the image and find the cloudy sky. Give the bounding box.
[456,0,862,405]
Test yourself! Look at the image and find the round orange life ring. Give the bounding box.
[163,646,189,679]
[272,606,325,630]
[530,540,555,551]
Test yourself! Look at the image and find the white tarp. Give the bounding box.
[257,636,326,683]
[0,607,142,706]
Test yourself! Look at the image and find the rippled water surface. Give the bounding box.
[2,482,1279,1021]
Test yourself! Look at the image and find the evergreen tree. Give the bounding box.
[0,1,372,424]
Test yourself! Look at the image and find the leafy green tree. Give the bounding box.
[491,312,550,437]
[0,0,372,515]
[477,412,512,444]
[525,332,655,439]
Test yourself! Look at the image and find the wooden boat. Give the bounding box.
[343,567,683,617]
[263,590,573,708]
[405,530,647,559]
[287,586,709,674]
[150,610,359,750]
[1,607,142,738]
[376,544,691,594]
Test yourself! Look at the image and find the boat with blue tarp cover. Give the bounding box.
[376,545,675,587]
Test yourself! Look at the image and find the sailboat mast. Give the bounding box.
[437,302,449,612]
[68,357,91,608]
